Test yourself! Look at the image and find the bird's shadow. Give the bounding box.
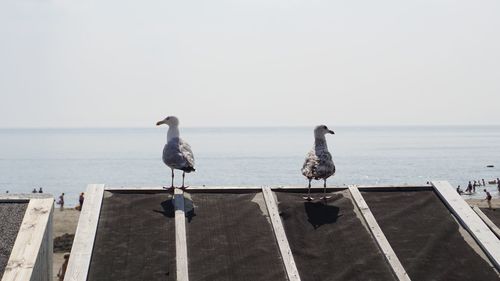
[153,197,196,222]
[184,197,196,223]
[304,201,341,229]
[153,199,175,218]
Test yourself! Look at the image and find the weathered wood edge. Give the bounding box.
[261,187,301,281]
[174,188,189,281]
[105,186,263,190]
[348,185,411,281]
[47,208,54,281]
[64,184,105,281]
[2,197,54,281]
[431,181,500,270]
[104,185,430,191]
[0,199,30,203]
[0,194,53,202]
[472,206,500,239]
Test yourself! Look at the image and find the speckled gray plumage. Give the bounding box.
[302,137,335,180]
[0,203,28,277]
[163,137,195,172]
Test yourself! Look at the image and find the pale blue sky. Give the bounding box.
[1,0,499,127]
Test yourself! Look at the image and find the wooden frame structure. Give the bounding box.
[66,182,500,281]
[262,187,300,281]
[472,206,500,239]
[431,181,500,269]
[64,184,104,281]
[0,195,54,281]
[174,188,189,281]
[348,185,411,281]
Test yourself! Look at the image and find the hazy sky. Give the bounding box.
[1,0,499,127]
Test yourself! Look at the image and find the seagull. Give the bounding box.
[156,116,195,189]
[301,125,336,201]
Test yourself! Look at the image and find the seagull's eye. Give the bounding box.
[323,126,327,129]
[166,117,170,120]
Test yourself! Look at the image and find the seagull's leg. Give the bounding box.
[303,178,314,201]
[171,168,175,188]
[163,169,175,191]
[180,171,189,190]
[320,179,332,201]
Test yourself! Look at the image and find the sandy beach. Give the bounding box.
[465,198,500,209]
[53,207,80,281]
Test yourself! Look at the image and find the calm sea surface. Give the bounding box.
[0,126,499,205]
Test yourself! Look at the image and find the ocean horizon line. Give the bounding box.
[1,124,500,130]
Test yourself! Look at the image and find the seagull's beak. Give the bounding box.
[329,130,335,134]
[156,120,164,126]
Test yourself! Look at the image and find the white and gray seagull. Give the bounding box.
[156,116,195,189]
[301,125,336,201]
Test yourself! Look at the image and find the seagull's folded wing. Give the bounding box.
[179,139,195,168]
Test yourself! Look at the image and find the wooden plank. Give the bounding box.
[0,199,30,203]
[271,185,428,190]
[105,186,345,192]
[174,188,189,281]
[348,185,411,281]
[261,187,301,281]
[432,181,500,270]
[64,184,105,281]
[103,185,430,192]
[357,185,432,191]
[472,206,500,239]
[104,186,167,190]
[46,208,54,281]
[105,186,263,191]
[29,205,53,281]
[0,194,52,202]
[357,184,431,189]
[2,198,54,281]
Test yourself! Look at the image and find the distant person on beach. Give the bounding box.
[484,189,493,210]
[497,178,500,192]
[32,188,37,193]
[57,253,70,281]
[38,187,43,193]
[466,181,472,193]
[473,181,478,192]
[482,179,486,186]
[57,193,65,210]
[456,185,463,195]
[79,192,84,210]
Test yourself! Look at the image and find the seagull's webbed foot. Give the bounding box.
[163,186,175,192]
[180,186,189,191]
[302,196,314,201]
[319,195,332,201]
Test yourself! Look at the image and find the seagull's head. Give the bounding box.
[156,116,179,127]
[314,125,335,137]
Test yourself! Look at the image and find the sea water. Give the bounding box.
[0,126,499,205]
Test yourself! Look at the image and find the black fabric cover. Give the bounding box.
[88,191,176,281]
[362,190,499,281]
[186,192,287,281]
[0,202,27,278]
[276,191,396,281]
